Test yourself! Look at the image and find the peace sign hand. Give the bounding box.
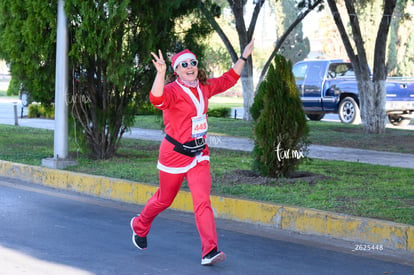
[151,50,167,74]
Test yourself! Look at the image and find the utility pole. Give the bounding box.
[42,0,76,169]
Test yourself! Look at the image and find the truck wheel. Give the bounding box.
[306,114,325,121]
[388,115,411,127]
[338,97,361,124]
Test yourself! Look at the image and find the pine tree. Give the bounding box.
[0,0,212,159]
[275,0,310,63]
[250,54,309,178]
[0,0,57,103]
[66,0,212,159]
[397,31,414,76]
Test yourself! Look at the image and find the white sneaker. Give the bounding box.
[201,249,226,266]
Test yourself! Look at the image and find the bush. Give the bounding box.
[28,103,54,119]
[136,102,162,115]
[207,107,230,118]
[7,78,20,96]
[28,104,41,118]
[250,54,309,178]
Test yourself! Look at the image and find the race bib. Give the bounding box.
[192,114,208,138]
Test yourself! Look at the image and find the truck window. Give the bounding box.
[327,63,355,78]
[292,63,308,80]
[306,65,324,82]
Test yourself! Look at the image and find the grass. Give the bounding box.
[133,115,414,154]
[208,96,243,108]
[0,123,413,226]
[0,126,54,165]
[1,95,413,225]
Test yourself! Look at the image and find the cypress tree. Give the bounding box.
[275,0,310,64]
[0,0,212,160]
[251,54,309,178]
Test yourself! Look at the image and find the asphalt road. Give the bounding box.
[0,99,26,125]
[0,177,413,275]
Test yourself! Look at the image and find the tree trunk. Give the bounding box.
[229,0,258,120]
[328,0,397,134]
[361,80,387,133]
[200,0,320,120]
[241,72,254,120]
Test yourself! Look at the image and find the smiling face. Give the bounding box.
[175,58,199,82]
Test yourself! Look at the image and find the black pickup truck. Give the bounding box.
[292,59,414,126]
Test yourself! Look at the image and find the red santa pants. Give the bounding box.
[133,160,217,257]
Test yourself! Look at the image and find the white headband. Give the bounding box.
[173,53,197,70]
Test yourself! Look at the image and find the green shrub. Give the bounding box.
[7,77,20,96]
[136,102,161,115]
[41,104,55,119]
[28,104,41,118]
[28,103,54,119]
[250,54,309,178]
[207,107,231,118]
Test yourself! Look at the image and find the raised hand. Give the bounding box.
[151,49,166,74]
[242,39,254,59]
[233,39,255,75]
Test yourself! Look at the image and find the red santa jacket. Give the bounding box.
[150,68,240,174]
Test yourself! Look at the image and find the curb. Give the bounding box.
[1,160,413,254]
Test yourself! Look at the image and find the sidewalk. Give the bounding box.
[3,116,414,169]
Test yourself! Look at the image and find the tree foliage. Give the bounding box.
[199,0,259,120]
[388,0,414,76]
[0,0,57,103]
[250,54,309,178]
[316,0,413,77]
[396,31,414,76]
[0,0,212,159]
[258,0,323,89]
[66,0,212,159]
[275,0,310,64]
[326,0,401,134]
[198,0,323,120]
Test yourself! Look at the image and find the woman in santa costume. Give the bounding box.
[130,39,254,266]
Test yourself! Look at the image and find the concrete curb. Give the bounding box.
[1,160,413,254]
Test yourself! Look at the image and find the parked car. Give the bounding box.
[292,59,414,126]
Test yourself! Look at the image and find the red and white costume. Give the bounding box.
[153,69,239,173]
[132,50,240,258]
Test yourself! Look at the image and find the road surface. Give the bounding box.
[0,177,413,275]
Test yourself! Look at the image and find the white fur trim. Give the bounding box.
[157,154,210,174]
[173,53,197,70]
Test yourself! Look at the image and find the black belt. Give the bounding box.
[165,135,206,157]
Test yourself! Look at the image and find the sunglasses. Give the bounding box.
[180,60,198,68]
